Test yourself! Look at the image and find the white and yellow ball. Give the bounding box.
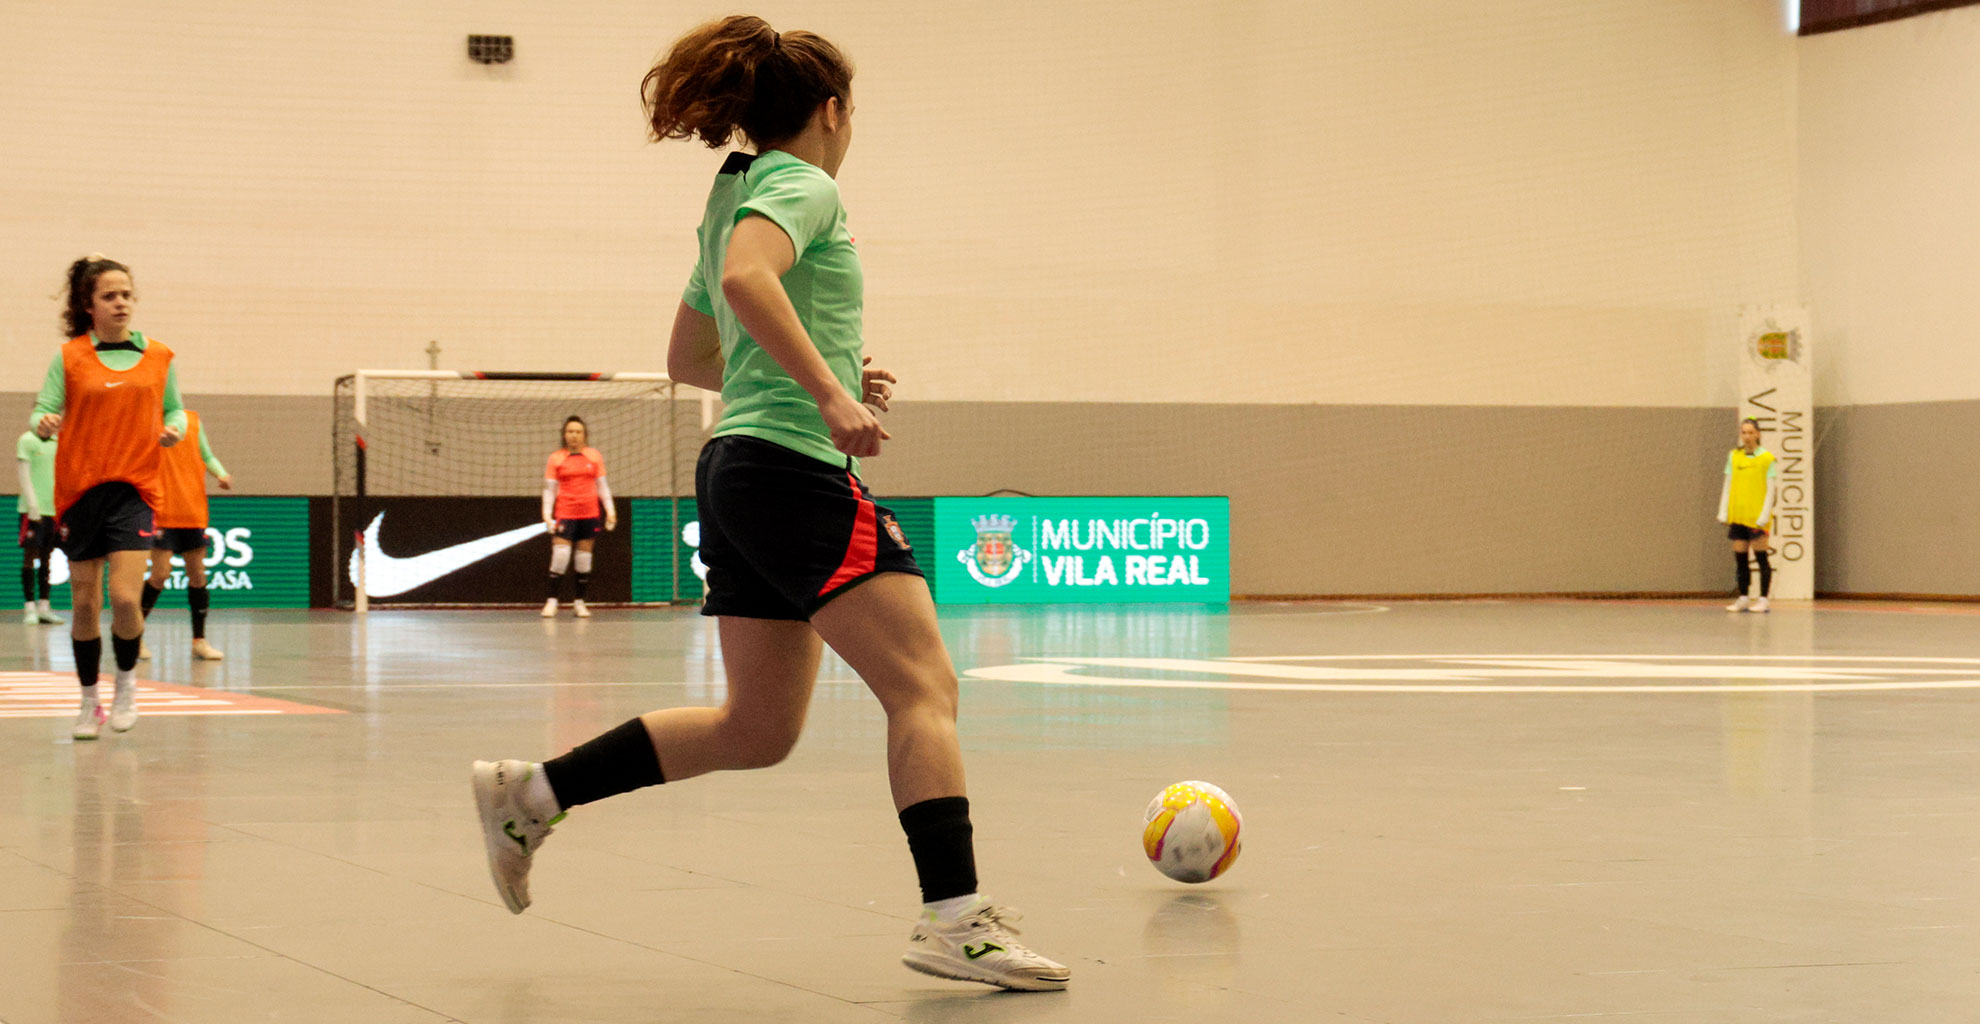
[1143,781,1243,883]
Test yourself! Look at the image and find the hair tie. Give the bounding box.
[87,252,105,262]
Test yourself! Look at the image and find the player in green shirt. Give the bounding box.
[15,425,62,624]
[471,15,1067,993]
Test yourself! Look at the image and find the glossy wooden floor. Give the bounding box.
[5,599,1979,1022]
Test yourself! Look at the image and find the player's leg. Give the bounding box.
[811,572,1070,991]
[471,615,821,913]
[1727,536,1751,611]
[138,544,171,659]
[571,536,596,617]
[104,547,149,731]
[33,523,62,624]
[185,545,222,659]
[542,534,571,617]
[1750,532,1772,612]
[19,517,37,624]
[67,556,107,738]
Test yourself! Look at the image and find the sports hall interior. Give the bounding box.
[6,2,1980,1021]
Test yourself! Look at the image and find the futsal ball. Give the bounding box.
[1143,781,1243,883]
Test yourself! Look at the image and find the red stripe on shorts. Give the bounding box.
[819,472,878,596]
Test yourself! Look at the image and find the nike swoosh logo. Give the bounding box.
[349,512,544,597]
[105,381,125,388]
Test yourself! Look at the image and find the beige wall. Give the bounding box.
[1799,5,1980,406]
[1,2,1819,595]
[1796,5,1980,595]
[4,0,1796,407]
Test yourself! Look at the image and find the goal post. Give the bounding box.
[331,370,701,609]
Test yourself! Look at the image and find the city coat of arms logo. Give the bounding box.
[1748,321,1804,368]
[957,514,1030,588]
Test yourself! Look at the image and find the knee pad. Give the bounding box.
[550,544,572,575]
[573,550,593,574]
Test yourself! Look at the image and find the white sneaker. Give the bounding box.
[191,639,225,660]
[1726,595,1751,612]
[572,599,590,618]
[72,702,106,740]
[471,760,561,914]
[36,601,64,625]
[902,902,1071,992]
[23,602,39,624]
[109,678,138,733]
[540,598,558,618]
[1752,597,1770,613]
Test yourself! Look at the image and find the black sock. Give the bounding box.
[899,796,978,903]
[112,633,141,672]
[1755,551,1772,597]
[20,563,32,604]
[188,586,209,639]
[540,717,664,811]
[74,637,101,689]
[1734,553,1751,597]
[574,572,590,600]
[36,557,50,600]
[546,572,565,600]
[141,581,162,617]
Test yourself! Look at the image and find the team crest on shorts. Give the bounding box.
[880,514,909,550]
[957,514,1030,588]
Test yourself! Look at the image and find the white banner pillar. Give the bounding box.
[1737,306,1814,600]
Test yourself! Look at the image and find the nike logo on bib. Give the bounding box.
[105,381,125,388]
[349,513,543,598]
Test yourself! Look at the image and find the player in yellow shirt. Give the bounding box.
[1716,418,1778,613]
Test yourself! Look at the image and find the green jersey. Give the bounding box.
[683,150,864,469]
[15,431,55,517]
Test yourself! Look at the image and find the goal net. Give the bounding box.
[331,371,705,608]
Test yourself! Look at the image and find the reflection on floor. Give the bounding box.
[4,599,1979,1022]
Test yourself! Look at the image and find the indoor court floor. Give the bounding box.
[4,598,1979,1023]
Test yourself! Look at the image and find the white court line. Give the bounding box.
[0,709,283,718]
[1220,653,1980,663]
[965,654,1980,694]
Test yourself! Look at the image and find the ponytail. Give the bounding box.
[642,15,852,149]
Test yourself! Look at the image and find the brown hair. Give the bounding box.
[62,254,132,337]
[642,15,853,149]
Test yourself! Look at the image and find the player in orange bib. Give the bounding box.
[541,416,616,618]
[31,255,189,740]
[139,409,232,661]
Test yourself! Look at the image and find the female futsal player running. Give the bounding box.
[32,255,187,738]
[140,408,231,660]
[474,15,1068,991]
[1718,417,1778,613]
[540,415,615,618]
[16,422,62,625]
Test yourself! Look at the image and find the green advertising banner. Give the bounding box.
[933,497,1229,605]
[631,497,700,604]
[629,496,1222,606]
[39,496,310,609]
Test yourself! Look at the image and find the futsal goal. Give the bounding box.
[331,370,706,609]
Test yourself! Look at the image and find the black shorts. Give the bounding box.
[59,482,155,562]
[18,515,56,555]
[1727,523,1769,541]
[554,517,602,542]
[153,527,210,554]
[695,434,922,621]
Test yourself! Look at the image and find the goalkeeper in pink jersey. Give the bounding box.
[541,416,615,618]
